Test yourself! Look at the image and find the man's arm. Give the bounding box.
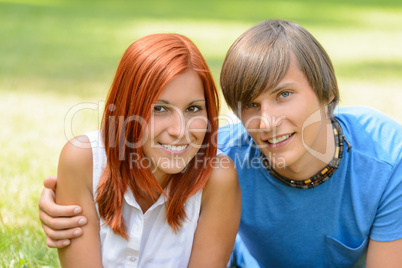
[366,239,402,267]
[39,176,88,248]
[56,137,102,267]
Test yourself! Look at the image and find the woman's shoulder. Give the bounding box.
[60,135,92,166]
[58,135,93,191]
[202,153,239,202]
[211,153,237,179]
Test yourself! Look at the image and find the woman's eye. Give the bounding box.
[278,91,291,99]
[153,105,166,112]
[186,106,201,113]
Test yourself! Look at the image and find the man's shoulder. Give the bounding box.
[217,122,252,149]
[334,106,401,124]
[335,106,401,137]
[335,106,402,165]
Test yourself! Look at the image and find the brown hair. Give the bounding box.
[220,19,339,116]
[96,33,219,238]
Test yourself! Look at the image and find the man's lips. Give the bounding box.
[266,133,294,144]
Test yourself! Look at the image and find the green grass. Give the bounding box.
[1,0,401,266]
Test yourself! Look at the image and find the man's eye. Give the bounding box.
[278,91,291,99]
[246,103,257,109]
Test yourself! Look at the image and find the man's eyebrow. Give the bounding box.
[270,82,296,94]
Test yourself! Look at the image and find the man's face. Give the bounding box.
[240,53,333,179]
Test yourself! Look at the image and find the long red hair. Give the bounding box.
[96,33,219,239]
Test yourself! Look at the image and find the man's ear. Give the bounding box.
[327,94,335,104]
[322,95,335,119]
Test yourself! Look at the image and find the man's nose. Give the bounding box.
[259,104,283,132]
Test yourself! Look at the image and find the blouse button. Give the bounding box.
[129,256,137,262]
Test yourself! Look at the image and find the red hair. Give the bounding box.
[96,33,219,239]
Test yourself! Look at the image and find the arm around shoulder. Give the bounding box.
[56,136,102,267]
[188,153,241,268]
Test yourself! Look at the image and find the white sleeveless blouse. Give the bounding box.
[84,130,202,268]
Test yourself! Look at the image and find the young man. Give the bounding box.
[39,20,402,267]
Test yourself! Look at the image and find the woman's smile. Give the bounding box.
[159,143,189,154]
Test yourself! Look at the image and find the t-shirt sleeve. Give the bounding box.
[370,157,402,241]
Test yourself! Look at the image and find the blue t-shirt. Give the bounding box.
[218,106,402,268]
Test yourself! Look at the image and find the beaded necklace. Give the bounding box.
[260,118,348,189]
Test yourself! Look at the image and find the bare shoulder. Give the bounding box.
[202,153,239,203]
[212,153,237,178]
[57,135,93,194]
[59,135,92,173]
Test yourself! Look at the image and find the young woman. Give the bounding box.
[56,33,241,267]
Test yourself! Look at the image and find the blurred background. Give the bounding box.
[1,0,401,266]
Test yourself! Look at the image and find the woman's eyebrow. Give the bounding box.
[155,99,170,104]
[189,99,206,105]
[155,99,206,105]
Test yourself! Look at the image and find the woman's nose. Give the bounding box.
[167,110,186,138]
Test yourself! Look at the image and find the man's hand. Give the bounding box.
[39,176,88,248]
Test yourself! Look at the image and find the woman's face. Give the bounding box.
[142,70,208,180]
